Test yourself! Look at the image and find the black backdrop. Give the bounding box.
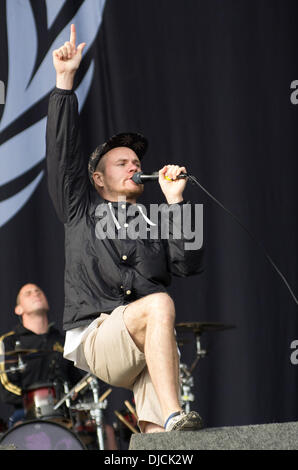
[0,0,298,431]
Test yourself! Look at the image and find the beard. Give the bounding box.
[114,180,144,201]
[122,185,144,199]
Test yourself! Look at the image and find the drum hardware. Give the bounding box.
[62,381,76,427]
[53,372,93,410]
[70,383,111,450]
[54,372,112,450]
[16,354,27,373]
[179,363,195,413]
[0,353,27,375]
[88,377,109,451]
[63,381,71,408]
[176,321,236,413]
[23,382,70,426]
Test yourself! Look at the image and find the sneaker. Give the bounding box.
[164,411,203,432]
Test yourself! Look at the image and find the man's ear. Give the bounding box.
[92,171,104,188]
[15,305,23,316]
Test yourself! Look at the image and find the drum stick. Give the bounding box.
[99,387,112,402]
[124,400,138,420]
[114,410,139,434]
[54,372,92,409]
[74,376,93,394]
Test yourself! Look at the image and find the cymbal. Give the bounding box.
[4,348,38,356]
[175,322,236,334]
[0,357,18,364]
[4,348,59,358]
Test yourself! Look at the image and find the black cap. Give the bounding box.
[88,132,148,185]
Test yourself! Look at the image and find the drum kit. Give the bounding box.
[0,321,235,450]
[0,350,112,450]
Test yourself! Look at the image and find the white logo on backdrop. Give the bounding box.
[0,0,106,227]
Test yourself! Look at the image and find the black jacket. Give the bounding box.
[0,323,82,408]
[46,88,204,331]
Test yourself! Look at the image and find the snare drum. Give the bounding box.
[23,383,69,425]
[0,420,85,450]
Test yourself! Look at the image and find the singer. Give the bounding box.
[46,25,204,433]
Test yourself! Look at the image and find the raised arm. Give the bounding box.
[46,25,88,223]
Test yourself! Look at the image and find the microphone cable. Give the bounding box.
[187,174,298,307]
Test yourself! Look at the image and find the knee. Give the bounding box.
[149,292,175,310]
[146,293,175,324]
[124,293,175,332]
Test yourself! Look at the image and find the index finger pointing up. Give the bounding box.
[70,23,76,46]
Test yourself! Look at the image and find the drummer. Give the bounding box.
[0,283,83,428]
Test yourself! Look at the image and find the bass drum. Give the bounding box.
[0,420,85,450]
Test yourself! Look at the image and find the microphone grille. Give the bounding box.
[132,172,143,184]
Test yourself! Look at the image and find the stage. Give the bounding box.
[129,421,298,450]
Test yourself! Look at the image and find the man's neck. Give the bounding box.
[22,311,49,335]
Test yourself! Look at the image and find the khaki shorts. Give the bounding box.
[83,305,165,428]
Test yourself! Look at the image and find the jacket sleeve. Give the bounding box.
[0,332,23,407]
[163,201,205,277]
[46,87,89,223]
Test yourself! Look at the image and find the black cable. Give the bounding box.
[188,174,298,307]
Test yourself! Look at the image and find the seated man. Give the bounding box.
[0,283,83,427]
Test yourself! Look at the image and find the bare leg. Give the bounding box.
[123,293,182,432]
[140,422,165,433]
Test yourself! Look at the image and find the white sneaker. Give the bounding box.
[165,411,203,432]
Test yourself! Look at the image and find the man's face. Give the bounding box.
[93,147,144,202]
[16,284,49,316]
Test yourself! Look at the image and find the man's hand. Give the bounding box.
[53,24,86,90]
[158,165,187,204]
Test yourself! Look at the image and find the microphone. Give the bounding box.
[132,171,188,184]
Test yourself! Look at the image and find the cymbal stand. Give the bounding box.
[62,381,75,427]
[190,331,207,373]
[71,379,108,450]
[179,331,207,413]
[88,377,106,450]
[180,363,194,413]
